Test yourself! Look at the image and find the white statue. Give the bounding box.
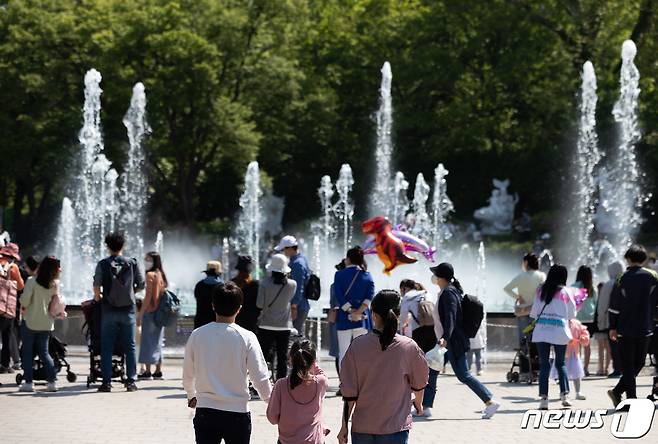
[474,179,519,235]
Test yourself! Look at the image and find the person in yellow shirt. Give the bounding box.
[504,253,546,346]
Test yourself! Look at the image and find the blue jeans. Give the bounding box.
[20,322,56,383]
[101,307,137,384]
[423,367,439,407]
[517,316,532,346]
[536,342,569,397]
[352,431,409,444]
[446,350,492,403]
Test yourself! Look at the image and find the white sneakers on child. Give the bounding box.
[575,392,586,400]
[561,393,572,407]
[482,400,501,419]
[18,382,34,393]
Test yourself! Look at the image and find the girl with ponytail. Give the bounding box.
[338,290,429,444]
[430,262,501,419]
[267,340,329,444]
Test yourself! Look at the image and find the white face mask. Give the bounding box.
[431,275,440,286]
[144,259,154,271]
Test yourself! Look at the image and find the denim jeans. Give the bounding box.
[194,408,251,444]
[467,349,482,372]
[536,342,569,397]
[20,322,56,383]
[423,367,439,407]
[517,316,532,347]
[446,350,492,403]
[101,307,137,384]
[352,431,409,444]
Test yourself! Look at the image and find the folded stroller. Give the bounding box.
[81,300,127,388]
[15,335,77,385]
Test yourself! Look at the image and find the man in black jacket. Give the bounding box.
[608,244,658,406]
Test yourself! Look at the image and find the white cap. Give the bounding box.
[274,235,298,251]
[266,254,291,274]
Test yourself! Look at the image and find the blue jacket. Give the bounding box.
[609,266,658,337]
[333,266,375,331]
[438,285,470,357]
[290,253,310,313]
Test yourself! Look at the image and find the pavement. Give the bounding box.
[1,355,657,444]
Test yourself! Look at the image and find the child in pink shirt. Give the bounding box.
[267,340,329,444]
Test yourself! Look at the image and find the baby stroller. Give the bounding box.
[15,335,77,385]
[507,333,539,384]
[81,300,127,388]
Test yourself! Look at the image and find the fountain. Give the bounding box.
[473,179,518,235]
[392,172,410,227]
[317,175,335,250]
[475,241,487,366]
[410,173,432,240]
[236,161,262,269]
[370,61,394,217]
[570,61,601,267]
[154,230,164,255]
[432,163,454,254]
[55,198,75,291]
[121,82,151,257]
[334,164,355,254]
[605,40,647,253]
[222,237,230,280]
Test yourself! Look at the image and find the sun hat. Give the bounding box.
[429,262,454,280]
[0,243,21,261]
[274,235,298,252]
[203,260,222,274]
[266,254,291,274]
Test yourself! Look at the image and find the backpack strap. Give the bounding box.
[268,284,286,308]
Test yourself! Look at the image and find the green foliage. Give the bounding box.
[0,0,657,244]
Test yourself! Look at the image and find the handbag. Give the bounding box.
[523,301,548,335]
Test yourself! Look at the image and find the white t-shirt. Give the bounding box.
[530,288,577,345]
[183,322,272,412]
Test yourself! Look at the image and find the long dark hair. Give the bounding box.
[35,256,60,289]
[346,246,367,271]
[575,265,594,299]
[146,251,168,286]
[370,290,401,351]
[540,264,568,304]
[289,339,316,390]
[272,271,287,285]
[400,279,425,292]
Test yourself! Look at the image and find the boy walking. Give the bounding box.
[183,282,272,444]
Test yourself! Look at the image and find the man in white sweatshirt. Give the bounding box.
[183,281,272,444]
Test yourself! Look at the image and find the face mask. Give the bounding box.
[144,260,154,271]
[431,275,439,285]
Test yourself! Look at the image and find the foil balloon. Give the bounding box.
[362,216,417,274]
[363,230,436,262]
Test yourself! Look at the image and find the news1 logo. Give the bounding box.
[521,399,655,439]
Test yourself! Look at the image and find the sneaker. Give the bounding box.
[126,382,138,392]
[45,382,58,392]
[137,371,152,380]
[482,399,500,419]
[18,382,34,393]
[152,371,163,380]
[575,392,586,400]
[607,389,621,407]
[476,370,482,376]
[561,393,572,407]
[11,363,21,371]
[539,397,549,410]
[422,407,433,418]
[97,383,112,393]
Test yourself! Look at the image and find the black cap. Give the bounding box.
[430,262,454,280]
[235,255,254,272]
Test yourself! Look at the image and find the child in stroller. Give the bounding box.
[82,299,127,388]
[15,335,77,386]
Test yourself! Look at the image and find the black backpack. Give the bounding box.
[305,273,321,301]
[461,293,484,338]
[105,258,137,308]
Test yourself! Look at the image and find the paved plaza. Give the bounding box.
[0,353,656,444]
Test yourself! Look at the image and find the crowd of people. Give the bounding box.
[1,231,658,443]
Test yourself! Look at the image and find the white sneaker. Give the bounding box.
[539,397,549,410]
[18,382,34,393]
[45,382,58,392]
[482,399,500,419]
[576,392,586,400]
[422,407,433,418]
[476,370,482,376]
[561,393,572,407]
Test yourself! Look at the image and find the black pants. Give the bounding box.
[258,328,290,380]
[194,408,251,444]
[0,317,20,367]
[609,336,622,374]
[613,336,650,399]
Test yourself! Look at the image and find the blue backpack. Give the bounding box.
[153,289,180,328]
